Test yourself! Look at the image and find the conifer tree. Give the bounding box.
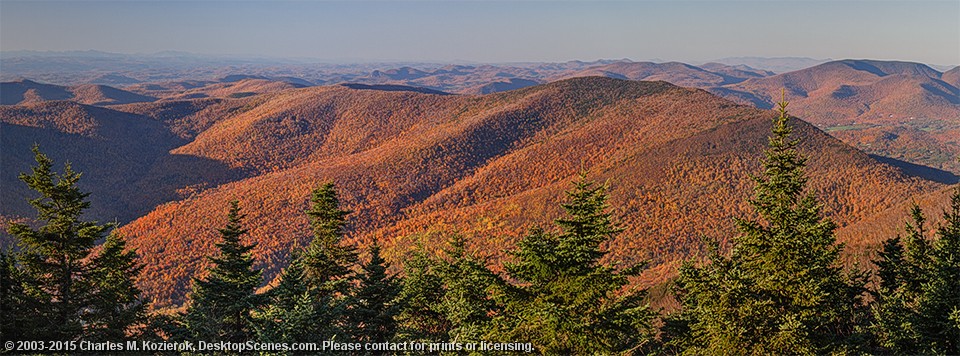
[301,182,358,294]
[395,246,449,342]
[394,235,500,344]
[870,206,926,352]
[86,232,147,342]
[347,244,401,343]
[184,201,263,342]
[434,235,500,343]
[257,255,334,344]
[257,183,357,342]
[493,173,654,354]
[874,187,960,353]
[6,146,114,340]
[3,147,147,341]
[673,99,867,354]
[0,250,29,343]
[921,188,960,352]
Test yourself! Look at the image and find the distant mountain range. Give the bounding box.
[704,56,830,73]
[713,60,960,174]
[4,56,957,174]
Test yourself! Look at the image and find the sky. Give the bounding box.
[1,0,958,65]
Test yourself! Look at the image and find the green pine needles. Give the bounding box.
[3,146,146,342]
[494,173,655,354]
[871,188,960,354]
[673,100,868,354]
[183,201,263,342]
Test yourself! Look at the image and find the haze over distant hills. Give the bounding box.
[703,56,830,73]
[3,50,949,87]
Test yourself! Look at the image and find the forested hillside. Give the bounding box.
[3,107,957,354]
[0,77,951,309]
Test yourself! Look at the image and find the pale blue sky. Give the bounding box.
[1,0,957,65]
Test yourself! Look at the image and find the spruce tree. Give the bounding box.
[258,183,357,342]
[0,250,29,343]
[87,233,147,342]
[493,173,654,354]
[921,187,960,352]
[434,235,500,344]
[673,99,867,354]
[347,244,401,343]
[870,206,926,352]
[6,146,113,340]
[184,201,263,342]
[395,246,449,342]
[257,255,334,344]
[301,182,358,294]
[393,235,500,344]
[2,147,147,342]
[872,188,960,354]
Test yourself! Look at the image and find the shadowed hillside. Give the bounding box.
[0,101,237,225]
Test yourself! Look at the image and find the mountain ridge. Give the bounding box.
[69,77,938,307]
[1,67,955,308]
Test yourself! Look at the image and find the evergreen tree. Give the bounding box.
[394,235,500,345]
[86,232,147,342]
[434,235,500,344]
[493,173,654,354]
[301,182,358,294]
[395,246,449,342]
[872,188,960,354]
[6,146,112,340]
[2,147,147,342]
[673,99,867,354]
[347,244,401,343]
[870,206,926,352]
[0,250,29,343]
[921,188,960,352]
[184,201,263,342]
[257,255,335,344]
[257,183,357,343]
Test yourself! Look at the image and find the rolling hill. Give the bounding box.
[706,57,830,73]
[557,61,764,87]
[463,78,542,95]
[943,66,960,87]
[0,79,156,106]
[124,78,309,101]
[58,77,935,307]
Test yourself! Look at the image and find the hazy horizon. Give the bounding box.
[1,1,957,66]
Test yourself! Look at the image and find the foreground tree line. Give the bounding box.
[1,102,959,355]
